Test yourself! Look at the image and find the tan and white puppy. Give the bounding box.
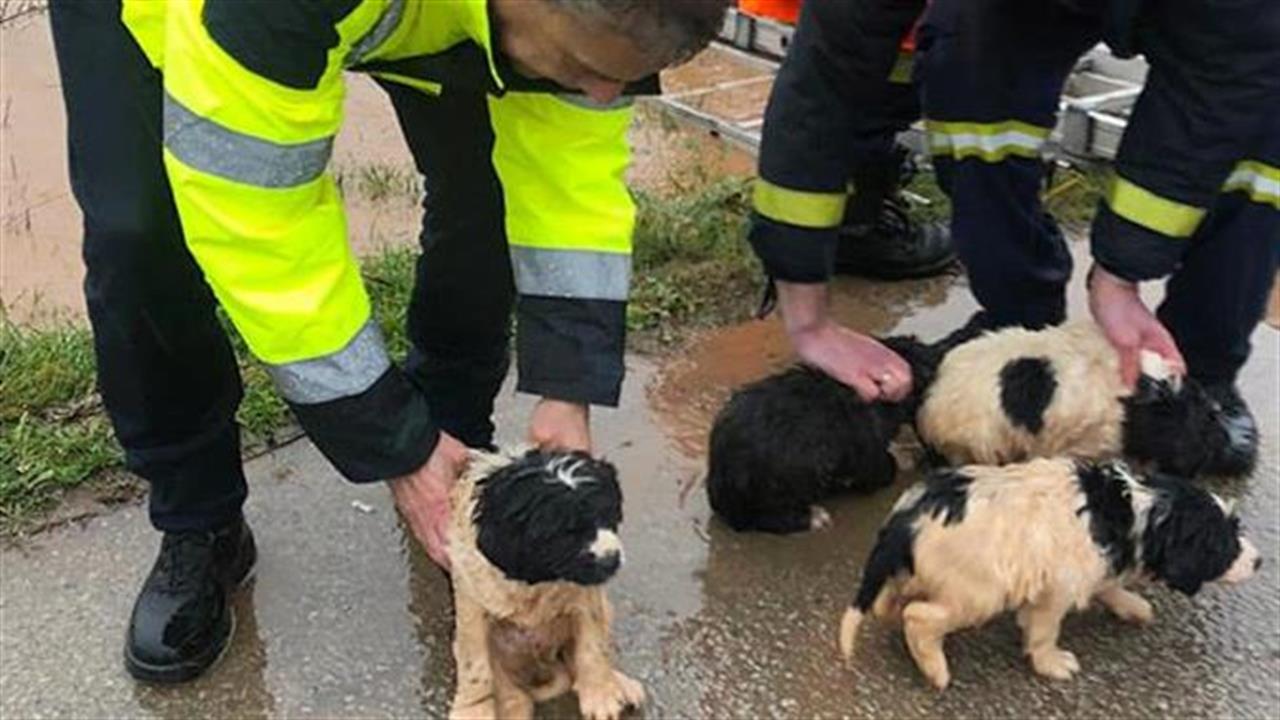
[838,458,1260,689]
[448,448,644,720]
[918,322,1255,477]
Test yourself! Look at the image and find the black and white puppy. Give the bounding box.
[917,322,1256,477]
[838,458,1261,689]
[706,335,949,534]
[449,449,644,720]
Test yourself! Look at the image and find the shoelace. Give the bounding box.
[155,531,217,594]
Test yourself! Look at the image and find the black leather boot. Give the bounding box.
[836,145,956,280]
[124,515,256,683]
[1202,382,1260,476]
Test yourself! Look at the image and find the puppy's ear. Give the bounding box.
[1142,481,1242,595]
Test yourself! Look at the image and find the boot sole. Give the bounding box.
[123,562,257,684]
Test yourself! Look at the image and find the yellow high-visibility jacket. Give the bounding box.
[123,0,642,480]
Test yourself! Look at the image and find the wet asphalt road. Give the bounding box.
[2,253,1278,719]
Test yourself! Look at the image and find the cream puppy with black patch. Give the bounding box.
[448,448,644,720]
[918,322,1256,477]
[838,458,1260,689]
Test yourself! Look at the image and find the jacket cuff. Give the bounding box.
[748,212,838,283]
[516,296,625,407]
[1090,204,1188,283]
[288,367,439,483]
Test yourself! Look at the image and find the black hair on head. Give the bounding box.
[1123,375,1254,477]
[474,449,624,586]
[1139,472,1242,595]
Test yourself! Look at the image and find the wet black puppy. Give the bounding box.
[705,335,948,534]
[1123,373,1258,478]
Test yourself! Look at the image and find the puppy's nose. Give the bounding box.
[1254,556,1263,571]
[596,552,621,573]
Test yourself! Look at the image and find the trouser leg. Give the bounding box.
[917,0,1102,328]
[49,0,247,531]
[377,81,514,449]
[1159,130,1280,386]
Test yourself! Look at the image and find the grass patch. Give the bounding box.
[0,321,121,521]
[0,246,426,529]
[333,162,420,204]
[629,176,762,347]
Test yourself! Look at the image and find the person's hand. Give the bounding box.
[792,322,913,402]
[389,431,470,571]
[528,399,592,452]
[775,280,912,402]
[1087,264,1185,389]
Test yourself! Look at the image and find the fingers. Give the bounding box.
[876,361,913,403]
[847,372,882,403]
[427,521,451,571]
[1144,326,1187,377]
[1118,344,1140,389]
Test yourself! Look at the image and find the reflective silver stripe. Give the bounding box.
[346,0,406,66]
[267,320,391,404]
[163,93,332,188]
[556,94,634,111]
[1222,163,1280,206]
[510,247,631,302]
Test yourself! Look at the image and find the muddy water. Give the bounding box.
[651,269,965,458]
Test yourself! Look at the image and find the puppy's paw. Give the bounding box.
[809,505,832,531]
[577,676,642,720]
[448,698,497,720]
[1031,648,1080,681]
[1104,591,1154,625]
[613,670,646,708]
[919,661,951,691]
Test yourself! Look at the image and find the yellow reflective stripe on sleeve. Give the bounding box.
[510,247,631,301]
[266,319,390,403]
[888,51,914,85]
[1221,160,1280,209]
[1105,174,1207,238]
[162,151,369,365]
[926,119,1050,162]
[488,92,635,256]
[752,178,848,229]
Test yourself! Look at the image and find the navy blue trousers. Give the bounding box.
[917,0,1278,383]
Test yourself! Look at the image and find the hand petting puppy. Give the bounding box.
[389,431,471,571]
[1087,264,1186,389]
[776,280,913,402]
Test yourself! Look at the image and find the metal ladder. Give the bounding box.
[655,8,1148,167]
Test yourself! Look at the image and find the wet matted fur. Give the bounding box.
[448,448,644,720]
[705,335,945,534]
[917,322,1255,477]
[838,458,1260,689]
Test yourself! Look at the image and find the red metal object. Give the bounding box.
[739,0,801,25]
